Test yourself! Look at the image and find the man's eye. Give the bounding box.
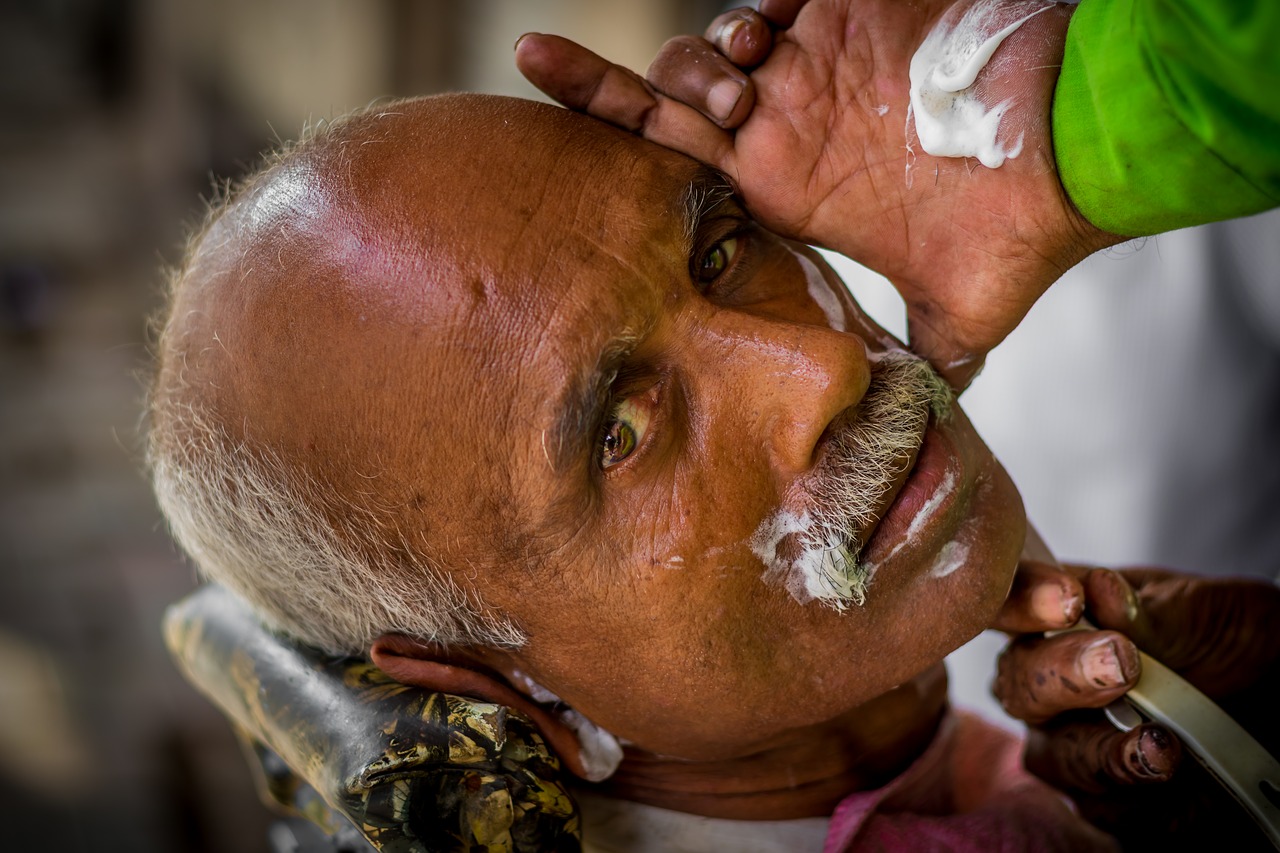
[696,236,740,283]
[599,397,650,470]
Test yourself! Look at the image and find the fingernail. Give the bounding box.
[1031,581,1080,627]
[717,18,746,54]
[1124,735,1161,779]
[1096,567,1139,624]
[1082,638,1124,688]
[1122,581,1139,623]
[514,32,533,51]
[707,79,743,123]
[1062,586,1083,624]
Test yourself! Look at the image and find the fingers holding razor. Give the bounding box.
[993,630,1141,726]
[990,558,1085,634]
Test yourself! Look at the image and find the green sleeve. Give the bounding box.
[1052,0,1280,236]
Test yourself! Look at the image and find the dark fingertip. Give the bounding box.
[734,24,764,59]
[1035,580,1081,629]
[1077,633,1140,691]
[1142,725,1171,752]
[1086,567,1140,627]
[1056,576,1084,627]
[1119,577,1140,623]
[715,17,747,54]
[1127,725,1179,780]
[1115,635,1141,684]
[1062,576,1084,624]
[707,9,772,68]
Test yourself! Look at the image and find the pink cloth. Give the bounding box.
[824,711,1119,852]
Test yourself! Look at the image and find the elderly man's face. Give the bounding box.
[211,97,1024,762]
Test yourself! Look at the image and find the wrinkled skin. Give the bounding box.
[516,0,1121,390]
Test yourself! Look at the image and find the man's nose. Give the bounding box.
[688,310,872,478]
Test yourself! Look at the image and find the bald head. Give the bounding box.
[151,94,655,652]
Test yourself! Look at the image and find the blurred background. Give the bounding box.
[0,2,723,850]
[3,0,1277,850]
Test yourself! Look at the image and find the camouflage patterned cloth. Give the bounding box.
[164,586,582,852]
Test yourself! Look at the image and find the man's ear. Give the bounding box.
[369,633,596,780]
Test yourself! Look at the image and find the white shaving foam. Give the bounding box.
[559,709,625,782]
[751,510,863,609]
[508,670,624,781]
[928,540,970,578]
[908,0,1054,168]
[789,247,848,332]
[903,469,956,543]
[904,103,918,188]
[510,668,561,705]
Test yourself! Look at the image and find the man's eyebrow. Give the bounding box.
[680,167,738,244]
[547,332,641,475]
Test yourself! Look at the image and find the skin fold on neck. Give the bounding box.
[582,663,949,820]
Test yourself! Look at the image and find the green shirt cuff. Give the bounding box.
[1053,0,1280,236]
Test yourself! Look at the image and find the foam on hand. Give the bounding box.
[908,0,1056,168]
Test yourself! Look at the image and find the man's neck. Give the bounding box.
[584,663,949,821]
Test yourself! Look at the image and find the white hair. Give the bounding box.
[147,399,527,656]
[146,107,527,656]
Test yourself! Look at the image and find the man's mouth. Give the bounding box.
[752,352,952,608]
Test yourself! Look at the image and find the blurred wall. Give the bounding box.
[0,1,717,850]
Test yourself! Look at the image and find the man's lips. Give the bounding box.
[862,425,964,566]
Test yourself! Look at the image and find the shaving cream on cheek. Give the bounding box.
[922,494,984,580]
[908,0,1056,168]
[750,510,867,609]
[928,539,970,578]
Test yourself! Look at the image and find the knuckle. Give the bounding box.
[656,35,706,60]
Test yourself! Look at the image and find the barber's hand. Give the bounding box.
[991,563,1280,843]
[516,0,1121,387]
